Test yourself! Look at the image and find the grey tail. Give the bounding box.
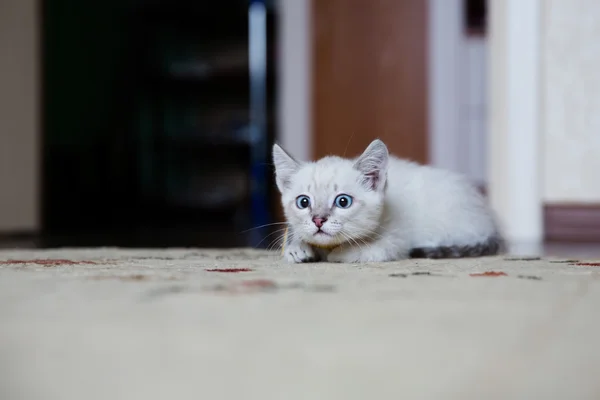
[409,236,506,259]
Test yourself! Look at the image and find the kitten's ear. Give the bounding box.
[273,143,301,192]
[353,139,389,191]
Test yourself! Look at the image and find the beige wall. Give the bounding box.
[542,0,600,203]
[0,0,40,232]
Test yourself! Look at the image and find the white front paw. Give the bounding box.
[284,241,317,263]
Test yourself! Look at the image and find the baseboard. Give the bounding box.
[544,204,600,242]
[0,230,38,239]
[0,231,39,248]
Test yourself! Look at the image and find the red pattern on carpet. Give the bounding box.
[470,271,508,277]
[0,259,98,266]
[206,268,254,273]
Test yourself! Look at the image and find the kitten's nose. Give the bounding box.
[312,216,327,228]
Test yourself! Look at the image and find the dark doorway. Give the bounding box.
[41,0,278,248]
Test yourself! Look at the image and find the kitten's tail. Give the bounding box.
[409,235,506,259]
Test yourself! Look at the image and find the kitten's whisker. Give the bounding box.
[352,234,373,249]
[268,230,297,252]
[344,225,382,243]
[344,223,401,251]
[339,228,365,249]
[269,230,292,249]
[241,222,289,234]
[341,231,363,253]
[267,235,285,251]
[256,228,288,249]
[339,232,353,249]
[345,222,384,238]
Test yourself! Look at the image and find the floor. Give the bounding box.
[1,247,599,399]
[2,234,598,257]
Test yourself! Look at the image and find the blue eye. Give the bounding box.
[296,195,311,209]
[334,194,353,209]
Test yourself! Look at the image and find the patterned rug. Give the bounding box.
[1,248,599,399]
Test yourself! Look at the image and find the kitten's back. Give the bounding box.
[384,156,502,257]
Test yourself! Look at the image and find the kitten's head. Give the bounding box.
[273,139,389,248]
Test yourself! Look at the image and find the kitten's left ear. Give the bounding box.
[353,139,389,191]
[273,143,301,192]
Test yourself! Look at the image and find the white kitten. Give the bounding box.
[273,139,504,263]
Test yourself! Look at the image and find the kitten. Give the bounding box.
[273,139,504,263]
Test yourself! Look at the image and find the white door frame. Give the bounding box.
[277,0,312,162]
[487,0,543,246]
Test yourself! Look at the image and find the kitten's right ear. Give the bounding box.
[273,144,301,192]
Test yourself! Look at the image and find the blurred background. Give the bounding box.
[0,0,598,251]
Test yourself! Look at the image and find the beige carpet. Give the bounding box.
[1,248,599,400]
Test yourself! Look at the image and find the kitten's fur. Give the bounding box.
[273,139,504,263]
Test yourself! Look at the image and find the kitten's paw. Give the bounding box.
[284,241,317,263]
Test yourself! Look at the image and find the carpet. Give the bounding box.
[1,248,599,400]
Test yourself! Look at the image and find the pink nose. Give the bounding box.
[312,217,327,228]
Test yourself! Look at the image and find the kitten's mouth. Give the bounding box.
[308,229,340,250]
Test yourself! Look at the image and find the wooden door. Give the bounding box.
[312,0,428,162]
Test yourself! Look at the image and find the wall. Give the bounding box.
[542,0,600,203]
[0,0,40,232]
